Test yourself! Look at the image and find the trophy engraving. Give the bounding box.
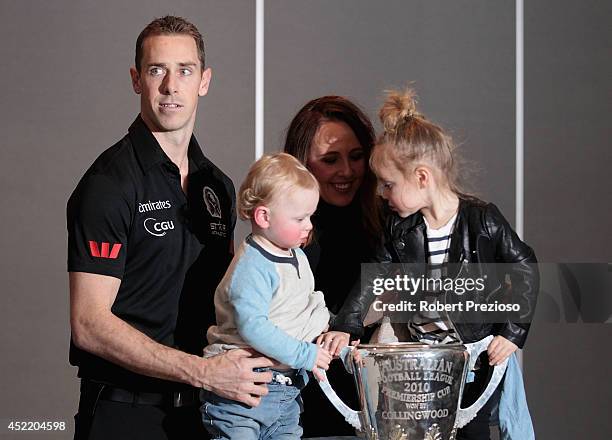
[388,424,407,440]
[424,424,443,440]
[318,335,507,440]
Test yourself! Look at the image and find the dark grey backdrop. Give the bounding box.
[1,1,610,439]
[0,1,255,438]
[523,1,612,439]
[265,0,516,218]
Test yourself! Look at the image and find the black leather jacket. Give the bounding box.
[333,198,539,348]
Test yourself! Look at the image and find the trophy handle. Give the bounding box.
[315,346,362,430]
[455,335,509,429]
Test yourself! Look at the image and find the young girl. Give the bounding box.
[336,89,538,440]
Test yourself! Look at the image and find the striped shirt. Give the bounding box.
[425,213,456,265]
[408,213,461,345]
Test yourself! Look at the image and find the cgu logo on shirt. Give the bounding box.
[144,217,175,237]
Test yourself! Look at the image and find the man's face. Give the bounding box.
[130,35,211,135]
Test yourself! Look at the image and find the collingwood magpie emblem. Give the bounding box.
[203,186,222,219]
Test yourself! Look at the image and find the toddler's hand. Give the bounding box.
[487,335,518,366]
[312,347,332,382]
[316,331,350,357]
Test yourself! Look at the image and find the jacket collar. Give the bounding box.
[390,198,471,263]
[387,211,425,263]
[388,209,424,238]
[447,198,473,263]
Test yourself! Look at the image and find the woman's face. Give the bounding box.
[306,120,366,207]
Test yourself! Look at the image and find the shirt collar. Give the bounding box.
[128,114,208,174]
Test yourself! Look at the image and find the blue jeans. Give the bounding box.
[201,371,305,440]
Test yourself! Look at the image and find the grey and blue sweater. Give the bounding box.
[205,235,330,371]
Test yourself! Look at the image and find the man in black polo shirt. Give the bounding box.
[67,16,273,439]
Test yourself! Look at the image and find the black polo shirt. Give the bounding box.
[67,115,236,391]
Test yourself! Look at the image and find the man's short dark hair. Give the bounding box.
[135,15,206,72]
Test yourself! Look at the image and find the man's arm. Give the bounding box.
[70,271,272,406]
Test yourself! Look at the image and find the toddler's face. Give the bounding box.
[265,187,319,250]
[376,165,424,218]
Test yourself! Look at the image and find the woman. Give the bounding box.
[283,96,381,437]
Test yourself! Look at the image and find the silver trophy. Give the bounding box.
[318,335,507,440]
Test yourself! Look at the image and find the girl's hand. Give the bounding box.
[316,331,351,357]
[487,335,518,366]
[312,347,332,382]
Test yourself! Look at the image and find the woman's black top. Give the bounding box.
[300,199,372,437]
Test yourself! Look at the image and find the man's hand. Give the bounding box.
[311,347,332,382]
[316,331,350,357]
[199,349,274,407]
[487,335,518,366]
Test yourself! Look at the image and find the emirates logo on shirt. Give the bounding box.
[89,241,122,259]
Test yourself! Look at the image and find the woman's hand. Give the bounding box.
[316,331,351,357]
[487,335,518,366]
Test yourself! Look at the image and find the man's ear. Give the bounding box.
[130,67,142,94]
[199,67,212,97]
[253,205,270,229]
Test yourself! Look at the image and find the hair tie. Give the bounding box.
[384,109,417,135]
[404,109,419,121]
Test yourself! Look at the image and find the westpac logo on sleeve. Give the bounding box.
[89,241,122,259]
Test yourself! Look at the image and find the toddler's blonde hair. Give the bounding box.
[238,153,319,220]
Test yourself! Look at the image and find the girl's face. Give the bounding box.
[377,164,426,218]
[306,121,366,207]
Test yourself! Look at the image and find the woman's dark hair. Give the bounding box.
[283,96,381,244]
